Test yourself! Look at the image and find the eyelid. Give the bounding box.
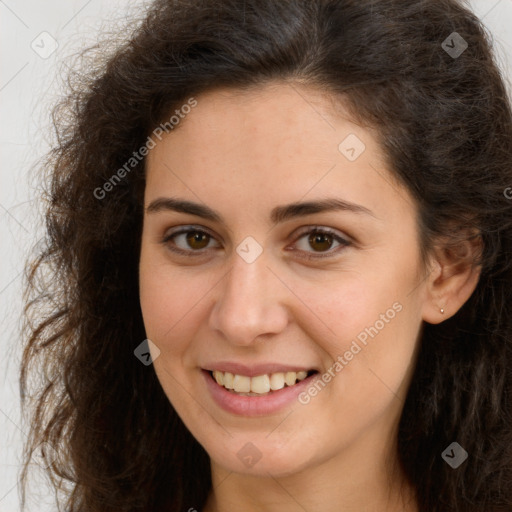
[161,224,351,259]
[161,224,221,256]
[163,224,217,240]
[287,225,351,260]
[291,224,350,242]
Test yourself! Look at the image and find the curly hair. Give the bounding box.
[20,0,512,511]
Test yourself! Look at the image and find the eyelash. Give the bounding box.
[160,225,351,260]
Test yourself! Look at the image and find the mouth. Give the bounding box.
[208,369,319,396]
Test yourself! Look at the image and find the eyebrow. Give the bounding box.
[145,197,376,224]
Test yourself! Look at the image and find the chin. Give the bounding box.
[206,435,316,477]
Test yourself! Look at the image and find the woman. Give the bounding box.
[20,0,512,511]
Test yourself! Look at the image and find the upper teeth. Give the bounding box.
[212,370,309,394]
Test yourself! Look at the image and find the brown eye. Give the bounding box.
[185,231,210,250]
[162,227,220,256]
[308,232,334,252]
[292,227,351,260]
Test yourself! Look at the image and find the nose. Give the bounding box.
[208,247,289,346]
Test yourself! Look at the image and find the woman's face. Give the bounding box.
[139,82,429,477]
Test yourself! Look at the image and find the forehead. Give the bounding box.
[149,82,364,161]
[144,82,412,226]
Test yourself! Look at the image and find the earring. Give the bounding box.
[440,308,445,314]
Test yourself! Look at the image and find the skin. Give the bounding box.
[139,81,480,512]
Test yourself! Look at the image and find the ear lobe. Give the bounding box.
[421,235,482,325]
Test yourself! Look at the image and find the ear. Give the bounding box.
[421,232,483,324]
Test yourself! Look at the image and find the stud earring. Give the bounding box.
[440,308,445,314]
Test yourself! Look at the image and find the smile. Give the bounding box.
[202,368,320,416]
[210,369,317,395]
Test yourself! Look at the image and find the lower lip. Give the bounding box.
[201,369,318,417]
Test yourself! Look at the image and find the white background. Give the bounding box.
[1,1,511,511]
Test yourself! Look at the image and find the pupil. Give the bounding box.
[309,232,332,252]
[187,231,209,249]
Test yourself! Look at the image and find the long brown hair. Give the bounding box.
[21,0,512,510]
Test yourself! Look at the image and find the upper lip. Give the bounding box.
[202,362,318,377]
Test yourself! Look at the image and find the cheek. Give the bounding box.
[292,264,420,399]
[138,258,207,405]
[297,290,418,443]
[138,252,203,350]
[290,272,403,351]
